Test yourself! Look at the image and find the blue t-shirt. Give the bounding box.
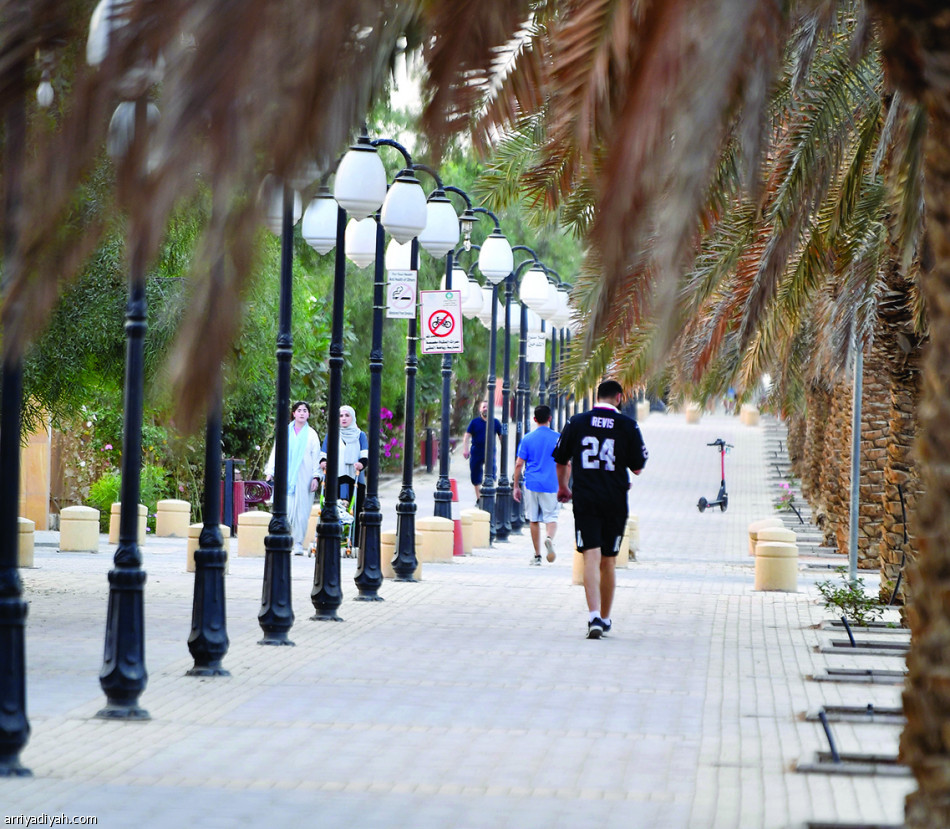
[466,416,501,463]
[516,424,560,493]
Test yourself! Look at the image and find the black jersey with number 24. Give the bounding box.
[552,406,648,506]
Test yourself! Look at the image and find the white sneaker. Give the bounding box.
[544,537,556,563]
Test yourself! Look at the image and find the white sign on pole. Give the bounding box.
[420,290,464,354]
[386,270,417,319]
[526,331,546,362]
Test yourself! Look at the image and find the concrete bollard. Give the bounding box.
[380,530,422,579]
[460,512,474,554]
[626,515,639,561]
[109,502,147,545]
[237,511,271,557]
[18,517,34,567]
[461,508,491,548]
[636,400,650,421]
[59,505,100,552]
[416,516,454,562]
[684,402,702,424]
[305,503,320,554]
[747,517,785,556]
[740,404,760,426]
[572,550,585,585]
[615,535,628,569]
[754,527,798,591]
[156,499,191,538]
[186,523,231,573]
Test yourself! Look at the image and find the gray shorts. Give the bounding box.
[524,489,559,523]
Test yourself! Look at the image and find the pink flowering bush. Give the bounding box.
[380,407,404,474]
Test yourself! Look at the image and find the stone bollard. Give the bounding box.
[740,404,760,426]
[109,502,147,545]
[684,402,702,424]
[416,516,454,562]
[460,512,474,554]
[18,517,34,567]
[186,523,231,573]
[59,505,100,552]
[754,527,798,591]
[636,400,650,421]
[615,534,628,569]
[237,511,271,557]
[748,517,785,556]
[572,550,585,585]
[380,530,422,579]
[461,508,491,548]
[156,499,191,538]
[626,515,639,561]
[305,503,320,554]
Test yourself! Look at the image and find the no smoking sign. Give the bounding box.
[420,290,464,354]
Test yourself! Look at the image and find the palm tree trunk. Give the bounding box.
[875,259,923,607]
[802,382,830,505]
[868,3,950,824]
[856,334,891,569]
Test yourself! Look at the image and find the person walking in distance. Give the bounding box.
[461,400,502,501]
[513,405,560,565]
[553,380,648,639]
[264,401,322,556]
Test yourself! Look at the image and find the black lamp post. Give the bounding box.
[471,211,513,542]
[0,35,30,774]
[497,249,541,539]
[258,181,301,645]
[511,299,530,534]
[431,185,474,522]
[354,215,386,599]
[375,144,429,581]
[187,371,229,676]
[311,202,347,620]
[304,180,375,604]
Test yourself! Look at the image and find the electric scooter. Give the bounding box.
[697,438,734,513]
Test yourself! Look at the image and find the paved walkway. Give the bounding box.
[3,412,912,828]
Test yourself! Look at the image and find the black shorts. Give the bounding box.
[469,457,495,486]
[573,500,628,555]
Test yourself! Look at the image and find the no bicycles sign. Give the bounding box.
[420,290,463,354]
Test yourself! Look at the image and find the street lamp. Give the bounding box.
[377,148,426,579]
[337,210,386,600]
[0,14,30,774]
[495,249,540,540]
[549,283,572,422]
[470,212,512,542]
[258,177,303,641]
[90,5,159,715]
[367,137,428,580]
[407,175,463,524]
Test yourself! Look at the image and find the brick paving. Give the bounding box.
[2,411,912,828]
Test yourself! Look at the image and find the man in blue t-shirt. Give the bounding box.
[462,400,502,499]
[513,405,561,566]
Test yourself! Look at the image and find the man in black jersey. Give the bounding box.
[553,380,648,639]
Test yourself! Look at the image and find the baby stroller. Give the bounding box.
[308,480,358,558]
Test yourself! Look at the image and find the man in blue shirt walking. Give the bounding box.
[513,405,561,565]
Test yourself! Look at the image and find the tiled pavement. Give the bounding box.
[2,412,913,828]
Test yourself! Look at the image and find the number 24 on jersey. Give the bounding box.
[580,436,615,471]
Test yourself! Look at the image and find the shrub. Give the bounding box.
[816,567,885,627]
[87,464,171,533]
